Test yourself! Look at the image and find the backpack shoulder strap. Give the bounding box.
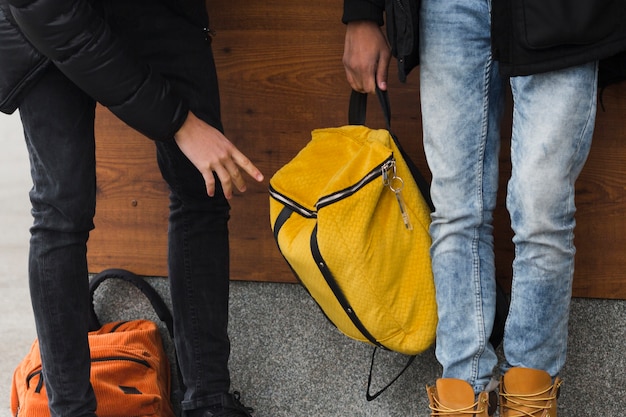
[349,88,434,211]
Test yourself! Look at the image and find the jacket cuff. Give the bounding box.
[108,69,189,142]
[342,0,384,26]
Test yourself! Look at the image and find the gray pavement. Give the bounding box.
[1,112,625,416]
[0,112,37,417]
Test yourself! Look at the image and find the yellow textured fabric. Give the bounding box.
[269,125,437,355]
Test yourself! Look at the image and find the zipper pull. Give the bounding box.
[381,160,394,185]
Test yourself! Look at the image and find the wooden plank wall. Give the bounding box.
[87,0,626,299]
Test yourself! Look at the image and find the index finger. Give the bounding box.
[233,150,264,182]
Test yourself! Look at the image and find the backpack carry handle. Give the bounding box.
[348,87,392,129]
[88,268,174,337]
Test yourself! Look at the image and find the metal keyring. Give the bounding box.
[388,176,404,193]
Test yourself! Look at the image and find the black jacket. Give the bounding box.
[0,0,192,142]
[343,0,626,82]
[491,0,626,77]
[0,2,47,114]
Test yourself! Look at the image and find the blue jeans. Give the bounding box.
[18,1,232,415]
[419,0,598,393]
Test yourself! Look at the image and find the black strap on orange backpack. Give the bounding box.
[87,268,184,400]
[88,268,173,334]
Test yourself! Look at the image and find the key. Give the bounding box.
[388,175,413,231]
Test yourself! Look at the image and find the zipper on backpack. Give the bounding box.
[25,355,152,395]
[316,155,395,209]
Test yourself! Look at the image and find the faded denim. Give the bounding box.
[419,0,598,393]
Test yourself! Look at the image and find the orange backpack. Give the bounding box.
[11,269,177,417]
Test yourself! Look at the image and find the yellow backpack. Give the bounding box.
[269,90,437,359]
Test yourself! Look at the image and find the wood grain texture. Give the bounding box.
[87,1,626,299]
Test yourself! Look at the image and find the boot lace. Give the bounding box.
[429,395,488,416]
[501,382,560,417]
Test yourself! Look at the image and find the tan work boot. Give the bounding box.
[426,378,496,416]
[499,367,562,417]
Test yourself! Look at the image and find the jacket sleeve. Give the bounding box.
[0,2,49,114]
[342,0,385,25]
[7,0,188,141]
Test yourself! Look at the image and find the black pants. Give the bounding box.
[19,1,232,415]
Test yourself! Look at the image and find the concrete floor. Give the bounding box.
[0,111,37,417]
[1,111,625,417]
